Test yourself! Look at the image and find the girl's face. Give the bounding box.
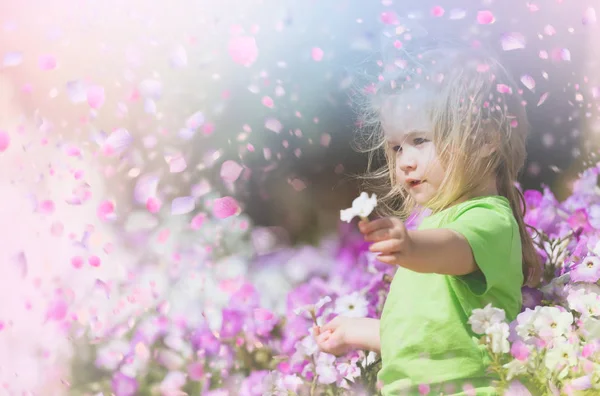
[382,97,446,207]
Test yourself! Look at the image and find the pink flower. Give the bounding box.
[212,196,241,219]
[570,256,600,283]
[510,341,531,361]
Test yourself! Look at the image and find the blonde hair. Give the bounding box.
[354,43,542,287]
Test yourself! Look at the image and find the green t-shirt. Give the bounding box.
[377,195,524,396]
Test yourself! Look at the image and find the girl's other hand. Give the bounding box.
[313,316,353,357]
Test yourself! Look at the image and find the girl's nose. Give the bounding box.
[398,152,417,172]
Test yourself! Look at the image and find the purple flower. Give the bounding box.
[239,370,269,396]
[111,372,138,396]
[190,327,221,355]
[567,208,593,234]
[521,286,543,311]
[523,187,559,234]
[220,309,245,339]
[570,256,600,283]
[229,282,261,310]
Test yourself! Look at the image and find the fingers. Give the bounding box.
[321,316,340,332]
[363,228,391,242]
[369,239,402,254]
[375,254,399,265]
[359,218,394,234]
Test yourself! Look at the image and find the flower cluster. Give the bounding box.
[67,163,600,396]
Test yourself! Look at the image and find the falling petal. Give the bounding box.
[583,7,597,25]
[496,84,512,94]
[537,92,550,106]
[87,85,105,109]
[171,196,195,215]
[191,179,212,197]
[170,45,188,68]
[320,133,331,147]
[178,128,195,140]
[71,256,84,269]
[3,51,23,67]
[102,128,132,155]
[265,118,282,133]
[88,255,101,267]
[45,297,68,322]
[290,179,306,191]
[97,200,116,221]
[0,131,10,152]
[228,35,258,66]
[380,11,398,25]
[431,6,444,17]
[190,213,206,230]
[168,154,187,173]
[139,79,162,100]
[262,96,274,108]
[520,75,536,91]
[66,80,87,103]
[39,55,57,70]
[501,33,526,51]
[12,251,27,278]
[186,111,205,129]
[311,47,324,61]
[134,174,159,204]
[477,10,495,24]
[39,200,55,214]
[144,99,156,114]
[95,279,111,299]
[544,25,556,36]
[144,196,161,214]
[212,196,240,219]
[220,160,244,182]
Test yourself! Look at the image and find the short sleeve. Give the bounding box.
[442,201,516,296]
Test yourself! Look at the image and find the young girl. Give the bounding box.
[314,44,543,395]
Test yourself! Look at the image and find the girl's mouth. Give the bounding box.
[409,180,424,187]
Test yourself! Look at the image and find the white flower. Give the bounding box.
[365,351,378,366]
[316,353,338,384]
[532,306,573,341]
[582,317,600,341]
[340,192,377,223]
[337,361,361,382]
[515,307,543,342]
[159,371,187,395]
[297,334,319,357]
[567,287,600,318]
[293,296,332,318]
[334,292,369,318]
[467,303,506,335]
[503,359,530,381]
[544,341,578,378]
[485,322,510,354]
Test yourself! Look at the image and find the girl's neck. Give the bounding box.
[452,176,499,206]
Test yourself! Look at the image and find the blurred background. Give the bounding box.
[1,0,599,245]
[0,0,599,393]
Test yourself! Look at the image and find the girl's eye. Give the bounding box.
[414,137,429,145]
[391,145,402,153]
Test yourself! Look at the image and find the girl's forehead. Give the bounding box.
[381,96,433,141]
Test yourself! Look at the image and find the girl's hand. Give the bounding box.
[313,316,354,357]
[358,217,414,265]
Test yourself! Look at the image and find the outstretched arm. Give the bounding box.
[360,218,477,276]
